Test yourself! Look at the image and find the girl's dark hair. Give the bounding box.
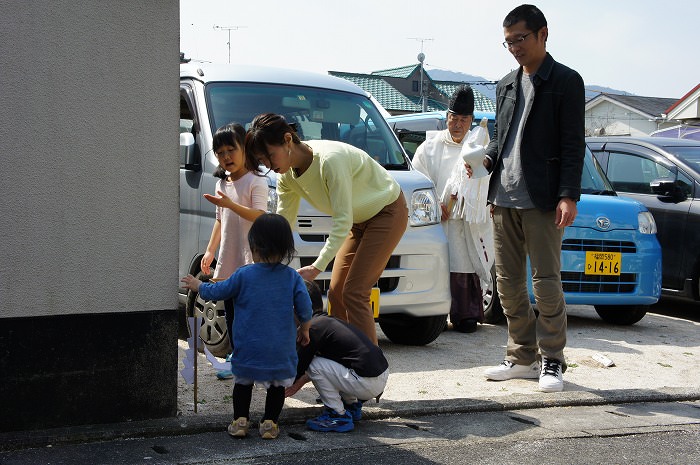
[503,4,547,32]
[211,122,256,179]
[244,113,301,174]
[248,213,296,265]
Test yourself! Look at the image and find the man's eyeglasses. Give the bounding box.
[502,32,534,49]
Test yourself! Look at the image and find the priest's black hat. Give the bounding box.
[448,85,475,116]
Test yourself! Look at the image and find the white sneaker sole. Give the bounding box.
[539,379,564,392]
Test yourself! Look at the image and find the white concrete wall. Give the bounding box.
[0,0,179,317]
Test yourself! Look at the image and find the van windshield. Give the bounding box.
[205,82,408,169]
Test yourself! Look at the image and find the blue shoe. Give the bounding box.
[306,408,354,432]
[217,353,233,379]
[343,401,363,421]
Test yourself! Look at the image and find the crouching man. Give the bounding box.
[285,281,389,432]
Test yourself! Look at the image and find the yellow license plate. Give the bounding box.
[585,251,621,275]
[370,287,380,318]
[327,287,380,318]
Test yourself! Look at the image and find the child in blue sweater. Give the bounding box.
[182,213,312,439]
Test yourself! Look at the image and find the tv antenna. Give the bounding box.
[213,25,247,63]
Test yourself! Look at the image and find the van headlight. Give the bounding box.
[410,188,440,226]
[267,187,278,213]
[638,211,657,234]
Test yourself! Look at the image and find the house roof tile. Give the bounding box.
[330,68,495,114]
[589,93,678,118]
[371,64,421,79]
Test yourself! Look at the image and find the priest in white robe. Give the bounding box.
[412,86,493,333]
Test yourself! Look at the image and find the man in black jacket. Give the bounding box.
[480,4,585,393]
[285,281,389,432]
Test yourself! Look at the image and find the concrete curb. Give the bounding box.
[3,386,700,451]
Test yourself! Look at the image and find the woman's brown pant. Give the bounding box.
[328,192,408,345]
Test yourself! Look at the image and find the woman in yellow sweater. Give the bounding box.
[245,113,408,345]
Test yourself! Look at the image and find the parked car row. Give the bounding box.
[386,112,663,326]
[587,136,700,303]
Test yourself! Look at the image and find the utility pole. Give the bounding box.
[408,38,433,112]
[213,25,246,63]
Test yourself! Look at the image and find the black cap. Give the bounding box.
[448,85,474,116]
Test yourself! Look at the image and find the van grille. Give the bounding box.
[299,255,401,294]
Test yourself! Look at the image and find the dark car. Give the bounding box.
[587,136,700,302]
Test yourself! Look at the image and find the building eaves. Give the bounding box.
[665,82,700,116]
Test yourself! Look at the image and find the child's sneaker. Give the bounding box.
[227,417,249,438]
[258,419,279,439]
[343,401,363,421]
[216,353,234,379]
[306,408,354,432]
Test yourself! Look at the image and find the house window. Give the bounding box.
[412,81,419,92]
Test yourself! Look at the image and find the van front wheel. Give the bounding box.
[186,272,232,357]
[378,314,446,346]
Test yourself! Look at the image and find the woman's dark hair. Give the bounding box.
[503,4,547,33]
[211,122,256,179]
[247,213,296,265]
[244,113,301,174]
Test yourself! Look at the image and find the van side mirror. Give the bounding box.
[179,132,200,171]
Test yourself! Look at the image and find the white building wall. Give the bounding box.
[585,101,658,136]
[0,0,179,318]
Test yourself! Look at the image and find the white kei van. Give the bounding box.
[179,63,450,353]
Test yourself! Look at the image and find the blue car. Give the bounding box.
[387,112,662,325]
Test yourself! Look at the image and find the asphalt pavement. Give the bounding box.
[2,302,699,452]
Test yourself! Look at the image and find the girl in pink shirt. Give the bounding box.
[200,123,268,362]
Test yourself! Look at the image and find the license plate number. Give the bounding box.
[328,287,380,318]
[585,252,621,275]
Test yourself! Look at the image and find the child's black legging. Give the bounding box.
[232,383,285,422]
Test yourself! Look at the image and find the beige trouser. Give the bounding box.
[492,206,567,365]
[328,192,408,345]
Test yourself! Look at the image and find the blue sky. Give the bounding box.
[180,0,698,99]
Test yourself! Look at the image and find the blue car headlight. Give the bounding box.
[638,211,657,234]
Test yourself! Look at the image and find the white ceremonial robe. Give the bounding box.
[412,127,494,281]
